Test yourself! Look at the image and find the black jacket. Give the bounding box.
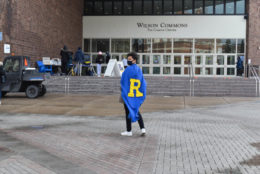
[96,55,104,64]
[60,49,73,63]
[0,66,6,84]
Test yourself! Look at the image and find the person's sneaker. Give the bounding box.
[121,131,132,136]
[141,128,146,136]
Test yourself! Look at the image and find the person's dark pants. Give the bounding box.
[124,103,145,132]
[237,68,243,76]
[61,63,67,74]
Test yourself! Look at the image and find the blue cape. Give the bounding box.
[121,64,146,122]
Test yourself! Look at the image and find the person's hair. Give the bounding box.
[127,52,138,60]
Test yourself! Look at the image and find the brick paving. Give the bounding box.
[0,100,260,174]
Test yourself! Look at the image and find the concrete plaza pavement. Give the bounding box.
[0,94,260,174]
[0,93,259,116]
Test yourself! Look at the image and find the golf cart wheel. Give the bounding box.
[25,85,39,99]
[39,84,47,97]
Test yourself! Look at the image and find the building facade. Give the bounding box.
[0,0,259,77]
[83,0,248,76]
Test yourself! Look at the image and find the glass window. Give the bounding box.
[227,68,235,75]
[92,39,109,52]
[173,39,193,53]
[154,0,162,15]
[85,1,94,14]
[216,39,236,53]
[163,67,171,74]
[94,1,103,15]
[217,68,224,75]
[152,38,172,53]
[124,1,132,15]
[205,0,214,14]
[217,55,225,65]
[174,67,181,75]
[153,55,161,64]
[205,68,213,75]
[174,56,182,64]
[194,0,203,14]
[153,67,160,74]
[142,55,150,64]
[111,39,130,53]
[92,55,98,63]
[164,0,173,15]
[132,39,151,53]
[215,0,224,14]
[104,1,112,15]
[205,55,213,65]
[143,0,152,15]
[4,58,20,73]
[195,55,202,65]
[163,55,171,64]
[184,67,190,75]
[226,0,235,14]
[184,0,193,14]
[112,55,119,61]
[136,54,140,64]
[133,0,142,15]
[184,56,191,64]
[84,39,90,52]
[237,39,245,53]
[236,0,245,14]
[195,67,202,75]
[174,0,183,14]
[195,39,215,53]
[227,55,235,65]
[114,1,122,15]
[142,67,150,74]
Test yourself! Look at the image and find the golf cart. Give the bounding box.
[1,56,46,98]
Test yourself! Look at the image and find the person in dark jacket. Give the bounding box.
[60,45,73,75]
[96,51,104,77]
[236,56,244,76]
[74,47,84,76]
[0,61,6,105]
[105,51,111,64]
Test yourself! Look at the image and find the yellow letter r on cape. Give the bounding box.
[128,79,143,97]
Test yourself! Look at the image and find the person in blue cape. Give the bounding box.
[120,52,146,136]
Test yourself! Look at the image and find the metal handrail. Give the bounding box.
[189,63,195,96]
[249,64,260,97]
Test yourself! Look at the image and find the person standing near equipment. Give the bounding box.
[96,51,104,77]
[60,45,71,75]
[74,47,84,76]
[0,62,6,105]
[120,52,146,136]
[236,56,244,76]
[105,51,111,64]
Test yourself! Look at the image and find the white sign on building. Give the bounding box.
[4,44,11,54]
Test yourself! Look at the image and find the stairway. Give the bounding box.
[44,76,259,97]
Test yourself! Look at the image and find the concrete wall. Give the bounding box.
[247,0,260,65]
[0,0,83,64]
